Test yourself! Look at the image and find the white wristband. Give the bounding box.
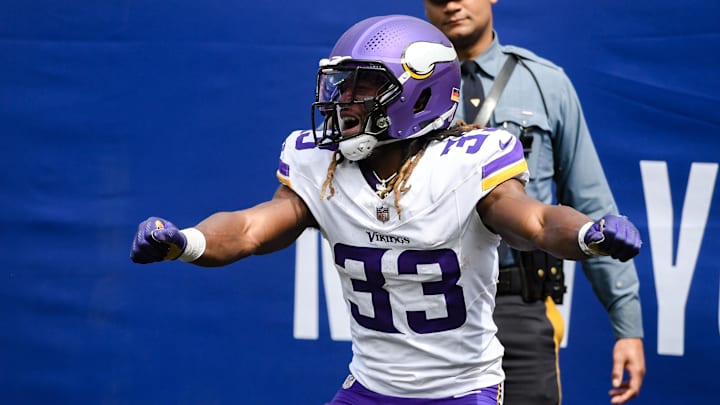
[577,221,598,257]
[179,228,206,262]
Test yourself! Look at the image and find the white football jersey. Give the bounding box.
[277,127,529,398]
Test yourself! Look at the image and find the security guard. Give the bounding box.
[424,1,646,404]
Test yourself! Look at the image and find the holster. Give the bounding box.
[497,244,567,304]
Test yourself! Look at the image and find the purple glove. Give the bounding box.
[583,215,642,262]
[130,217,187,264]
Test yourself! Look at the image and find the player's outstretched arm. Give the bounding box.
[477,179,641,261]
[130,185,317,267]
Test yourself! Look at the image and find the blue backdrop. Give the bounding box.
[1,1,719,404]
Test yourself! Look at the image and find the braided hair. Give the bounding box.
[320,120,483,218]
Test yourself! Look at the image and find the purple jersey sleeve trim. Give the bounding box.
[278,159,290,177]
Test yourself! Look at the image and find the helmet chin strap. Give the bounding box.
[338,104,457,161]
[339,134,378,161]
[338,113,388,161]
[338,134,412,161]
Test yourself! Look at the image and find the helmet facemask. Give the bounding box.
[312,62,402,160]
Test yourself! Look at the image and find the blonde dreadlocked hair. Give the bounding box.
[319,120,484,217]
[320,149,343,201]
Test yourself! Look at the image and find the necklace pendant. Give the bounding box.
[372,171,397,199]
[375,181,388,196]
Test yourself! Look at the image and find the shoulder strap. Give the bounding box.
[473,54,518,127]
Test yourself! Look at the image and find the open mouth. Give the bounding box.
[339,114,362,135]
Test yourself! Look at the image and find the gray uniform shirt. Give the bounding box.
[457,33,643,339]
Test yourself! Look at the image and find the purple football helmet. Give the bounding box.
[311,15,461,161]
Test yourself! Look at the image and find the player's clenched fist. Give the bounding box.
[130,217,187,263]
[581,215,642,262]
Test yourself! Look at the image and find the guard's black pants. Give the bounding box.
[493,294,564,405]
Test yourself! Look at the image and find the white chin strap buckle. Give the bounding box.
[339,134,378,161]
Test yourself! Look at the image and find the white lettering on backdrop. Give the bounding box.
[640,161,717,356]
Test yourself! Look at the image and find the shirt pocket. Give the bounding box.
[493,107,553,184]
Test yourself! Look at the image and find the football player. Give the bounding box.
[131,14,642,405]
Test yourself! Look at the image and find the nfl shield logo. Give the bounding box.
[376,206,390,223]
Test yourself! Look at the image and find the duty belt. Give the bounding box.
[496,245,567,304]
